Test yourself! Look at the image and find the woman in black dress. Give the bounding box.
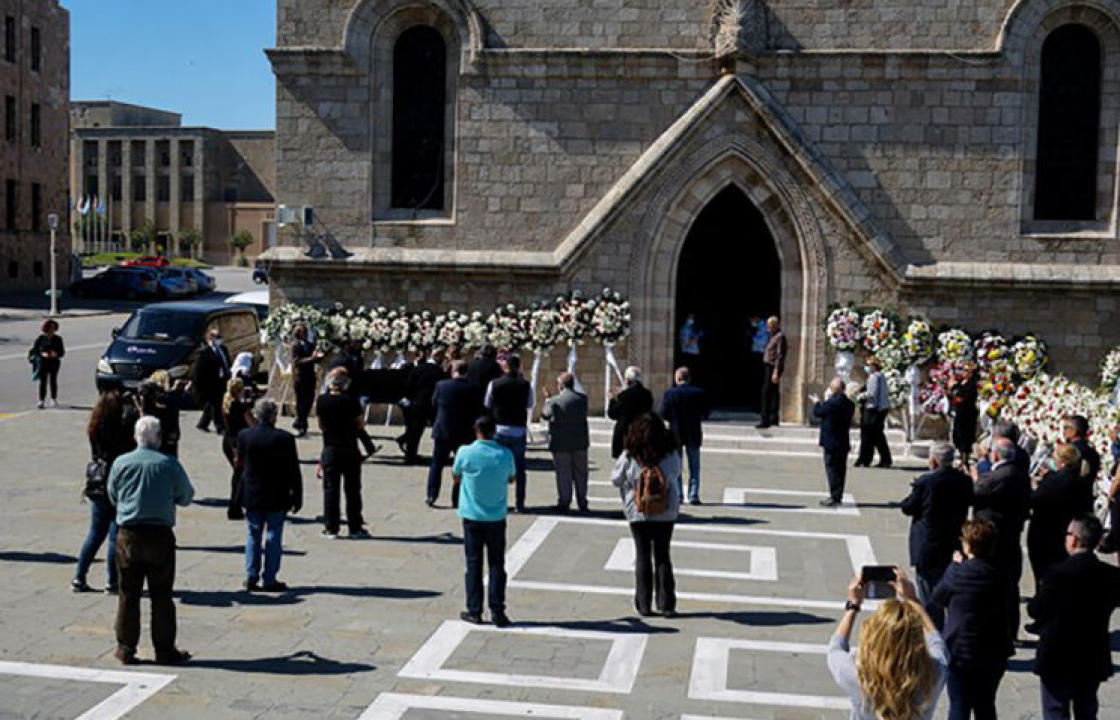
[31,319,65,408]
[948,364,979,466]
[221,377,255,520]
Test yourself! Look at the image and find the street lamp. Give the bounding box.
[47,212,59,317]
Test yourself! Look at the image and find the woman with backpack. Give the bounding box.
[30,318,65,408]
[72,389,139,593]
[611,412,681,617]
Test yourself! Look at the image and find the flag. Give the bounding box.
[96,196,105,215]
[77,195,90,215]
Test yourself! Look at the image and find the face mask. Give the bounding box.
[863,365,872,373]
[212,338,222,348]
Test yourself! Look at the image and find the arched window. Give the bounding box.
[391,26,446,210]
[1034,24,1102,221]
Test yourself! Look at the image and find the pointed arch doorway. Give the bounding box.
[674,184,781,413]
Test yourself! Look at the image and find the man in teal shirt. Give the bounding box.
[107,416,194,665]
[453,415,515,627]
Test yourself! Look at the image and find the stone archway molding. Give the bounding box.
[342,0,485,70]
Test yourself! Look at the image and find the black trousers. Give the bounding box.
[856,408,891,465]
[115,525,176,656]
[293,380,315,431]
[221,434,244,520]
[427,437,462,506]
[948,664,1005,720]
[197,391,225,432]
[629,521,676,614]
[401,403,429,461]
[823,450,849,502]
[321,445,363,533]
[462,518,506,614]
[1041,675,1100,720]
[997,540,1023,641]
[38,359,59,401]
[759,363,780,426]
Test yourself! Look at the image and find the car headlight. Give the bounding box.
[97,357,113,374]
[168,364,190,379]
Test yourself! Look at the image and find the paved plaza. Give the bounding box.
[1,405,1118,719]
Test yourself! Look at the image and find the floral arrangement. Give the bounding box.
[900,318,934,366]
[860,309,896,354]
[1100,346,1120,393]
[919,360,969,415]
[1012,334,1048,379]
[588,287,632,345]
[937,329,974,364]
[555,290,595,346]
[973,332,1009,370]
[386,308,412,352]
[526,303,561,351]
[461,312,489,350]
[884,367,911,408]
[435,311,465,350]
[262,303,331,352]
[409,311,438,353]
[874,340,906,374]
[825,306,862,351]
[366,307,392,352]
[487,304,527,352]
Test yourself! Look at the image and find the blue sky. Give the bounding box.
[62,0,276,129]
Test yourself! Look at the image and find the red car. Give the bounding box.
[122,255,170,269]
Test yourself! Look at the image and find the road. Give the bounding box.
[0,266,259,414]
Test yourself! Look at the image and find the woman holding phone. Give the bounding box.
[827,567,949,720]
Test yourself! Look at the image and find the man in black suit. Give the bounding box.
[1028,442,1094,597]
[466,344,502,391]
[607,366,653,459]
[1029,515,1120,720]
[398,349,446,464]
[659,366,710,505]
[971,436,1032,641]
[811,376,855,508]
[289,324,323,437]
[427,360,483,507]
[235,399,302,592]
[757,315,786,428]
[1064,414,1101,485]
[900,442,973,628]
[975,421,1030,475]
[192,328,231,433]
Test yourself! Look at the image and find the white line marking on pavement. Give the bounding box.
[688,637,850,709]
[604,538,778,582]
[0,660,176,720]
[0,342,104,361]
[360,693,623,719]
[397,620,647,694]
[505,516,876,610]
[721,487,861,516]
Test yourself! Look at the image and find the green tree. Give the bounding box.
[177,227,203,259]
[229,229,254,267]
[129,220,157,254]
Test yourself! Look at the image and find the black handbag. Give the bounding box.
[84,457,109,502]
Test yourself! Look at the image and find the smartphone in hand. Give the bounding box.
[861,565,896,600]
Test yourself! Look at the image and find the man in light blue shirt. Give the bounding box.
[453,415,516,627]
[106,416,194,666]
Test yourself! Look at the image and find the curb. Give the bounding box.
[0,309,116,320]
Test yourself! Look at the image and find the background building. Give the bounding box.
[0,0,68,291]
[69,101,275,265]
[265,0,1120,419]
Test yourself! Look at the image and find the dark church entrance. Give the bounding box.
[674,185,781,412]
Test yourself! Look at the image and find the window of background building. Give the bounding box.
[109,142,122,167]
[110,175,122,202]
[84,141,98,168]
[4,17,14,63]
[6,179,17,230]
[7,260,15,278]
[85,175,98,198]
[30,27,39,72]
[1034,24,1102,221]
[390,25,447,210]
[5,95,14,143]
[158,141,171,167]
[133,175,146,201]
[180,142,194,167]
[29,104,40,148]
[30,182,40,231]
[33,260,42,278]
[181,178,194,202]
[157,175,170,202]
[131,141,145,167]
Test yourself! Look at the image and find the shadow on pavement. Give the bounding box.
[367,532,461,545]
[0,551,77,564]
[178,545,307,557]
[185,650,375,675]
[672,610,833,627]
[513,617,678,635]
[677,515,769,526]
[176,584,440,607]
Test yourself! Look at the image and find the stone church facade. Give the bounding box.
[264,0,1120,421]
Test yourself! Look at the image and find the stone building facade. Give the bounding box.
[70,101,276,265]
[0,0,68,292]
[264,0,1120,420]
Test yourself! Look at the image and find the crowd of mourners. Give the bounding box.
[58,316,1120,720]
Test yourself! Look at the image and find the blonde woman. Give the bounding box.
[828,568,949,720]
[221,377,255,520]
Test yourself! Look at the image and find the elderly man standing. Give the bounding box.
[237,399,302,592]
[810,376,855,508]
[757,316,786,429]
[541,372,590,512]
[607,366,653,459]
[854,356,892,468]
[107,416,194,665]
[660,366,710,505]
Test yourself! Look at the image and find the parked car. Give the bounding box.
[184,267,216,293]
[122,255,171,269]
[70,267,160,299]
[95,301,262,392]
[160,267,199,295]
[156,272,193,299]
[252,260,268,285]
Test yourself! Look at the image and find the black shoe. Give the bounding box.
[492,610,512,628]
[261,581,289,593]
[633,598,653,617]
[196,425,211,432]
[689,498,701,506]
[154,649,191,665]
[875,462,892,469]
[661,609,678,618]
[853,461,868,468]
[515,505,527,514]
[755,423,770,429]
[459,610,483,624]
[243,579,259,592]
[71,579,91,593]
[113,647,138,665]
[819,498,841,507]
[1024,621,1041,636]
[349,529,371,540]
[294,428,307,438]
[362,444,381,459]
[425,498,436,508]
[320,529,340,540]
[553,504,570,514]
[104,585,118,595]
[396,437,408,454]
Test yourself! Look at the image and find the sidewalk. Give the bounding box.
[0,306,116,320]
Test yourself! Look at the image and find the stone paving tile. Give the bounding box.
[0,676,119,720]
[444,632,612,678]
[0,407,1116,720]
